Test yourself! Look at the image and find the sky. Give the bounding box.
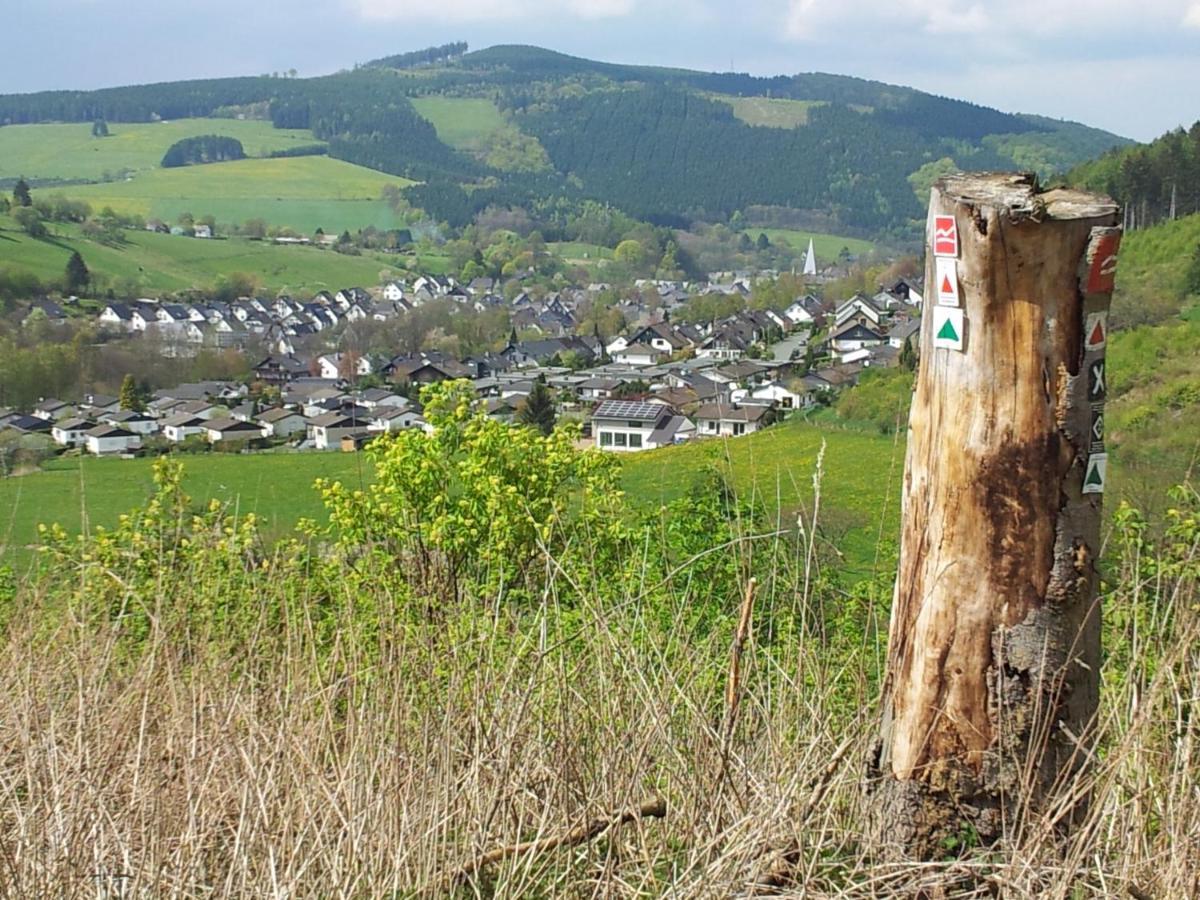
[3,0,1199,142]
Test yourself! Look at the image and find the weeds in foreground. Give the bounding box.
[0,401,1196,897]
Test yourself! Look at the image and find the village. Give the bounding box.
[0,264,923,458]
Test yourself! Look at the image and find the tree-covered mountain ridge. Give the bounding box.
[0,43,1132,239]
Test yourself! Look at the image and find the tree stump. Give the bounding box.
[867,173,1120,857]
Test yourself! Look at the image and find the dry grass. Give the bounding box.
[0,502,1196,897]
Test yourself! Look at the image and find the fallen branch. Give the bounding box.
[448,794,667,887]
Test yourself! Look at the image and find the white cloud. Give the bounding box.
[784,0,1199,42]
[350,0,636,21]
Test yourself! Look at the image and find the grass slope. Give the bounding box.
[0,419,901,576]
[719,96,824,129]
[0,213,407,294]
[58,157,415,234]
[0,119,321,183]
[742,227,875,260]
[622,416,903,575]
[410,97,508,150]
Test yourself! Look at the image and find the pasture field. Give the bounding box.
[742,227,876,260]
[0,418,901,577]
[547,241,614,266]
[0,213,408,294]
[719,96,825,129]
[0,119,321,183]
[410,97,508,150]
[59,156,416,234]
[0,452,369,571]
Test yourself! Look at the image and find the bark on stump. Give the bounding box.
[867,173,1120,857]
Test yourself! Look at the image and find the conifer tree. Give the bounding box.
[12,178,32,208]
[118,374,145,412]
[518,380,556,436]
[65,251,90,294]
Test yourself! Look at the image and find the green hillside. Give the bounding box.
[0,212,408,295]
[58,156,414,234]
[0,418,900,573]
[0,118,322,184]
[0,44,1133,238]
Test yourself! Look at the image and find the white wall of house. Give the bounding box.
[163,424,206,442]
[86,434,142,455]
[594,422,655,452]
[260,414,306,437]
[311,424,362,450]
[51,425,90,447]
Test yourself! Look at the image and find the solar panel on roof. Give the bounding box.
[594,400,661,420]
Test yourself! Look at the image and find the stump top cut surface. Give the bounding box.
[935,172,1117,222]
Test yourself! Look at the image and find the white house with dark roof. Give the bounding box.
[591,400,692,452]
[204,418,267,444]
[692,402,772,438]
[256,407,307,438]
[51,417,96,448]
[84,424,142,456]
[160,413,209,443]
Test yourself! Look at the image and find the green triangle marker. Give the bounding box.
[936,318,959,341]
[1084,463,1103,487]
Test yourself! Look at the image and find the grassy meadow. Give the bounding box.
[0,119,321,183]
[410,97,509,150]
[0,213,409,294]
[720,96,825,128]
[59,156,416,234]
[0,418,900,575]
[742,226,875,260]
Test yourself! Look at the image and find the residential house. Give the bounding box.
[33,399,76,421]
[367,406,426,432]
[100,410,159,436]
[160,413,209,443]
[99,303,136,332]
[50,417,96,447]
[591,399,693,452]
[692,402,772,438]
[84,424,141,455]
[256,407,307,438]
[204,418,267,444]
[252,355,308,386]
[745,381,806,411]
[831,322,887,361]
[308,411,368,450]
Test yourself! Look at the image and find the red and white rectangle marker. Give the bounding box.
[935,257,960,307]
[933,215,958,258]
[1085,231,1121,295]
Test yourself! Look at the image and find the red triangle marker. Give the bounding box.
[1090,320,1105,345]
[941,275,953,294]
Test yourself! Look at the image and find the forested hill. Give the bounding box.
[0,44,1131,238]
[1069,120,1200,230]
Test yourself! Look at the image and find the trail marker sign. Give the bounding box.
[1084,311,1108,352]
[932,306,965,351]
[936,257,960,307]
[933,215,958,257]
[1089,410,1105,452]
[1085,231,1121,294]
[1082,453,1107,495]
[1088,358,1106,402]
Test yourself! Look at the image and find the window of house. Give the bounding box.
[707,421,717,431]
[733,423,746,436]
[629,433,642,448]
[600,432,613,446]
[614,433,628,447]
[628,421,642,428]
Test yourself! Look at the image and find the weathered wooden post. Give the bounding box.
[868,173,1120,856]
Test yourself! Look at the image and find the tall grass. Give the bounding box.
[0,458,1195,897]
